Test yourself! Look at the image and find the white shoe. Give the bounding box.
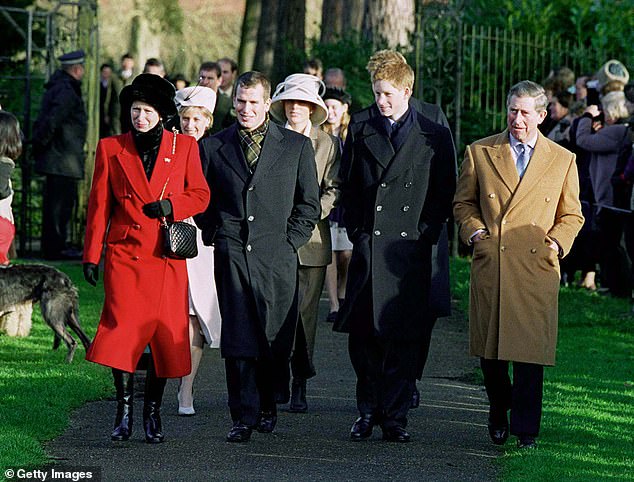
[178,405,196,416]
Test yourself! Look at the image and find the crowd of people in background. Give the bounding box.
[1,45,633,449]
[539,60,634,301]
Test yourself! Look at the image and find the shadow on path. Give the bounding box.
[45,300,499,481]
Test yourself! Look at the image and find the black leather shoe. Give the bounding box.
[256,411,277,433]
[350,414,375,440]
[382,426,411,443]
[289,378,308,413]
[517,436,537,449]
[488,423,509,445]
[226,423,252,443]
[410,386,420,409]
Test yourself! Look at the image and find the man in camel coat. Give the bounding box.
[453,80,584,449]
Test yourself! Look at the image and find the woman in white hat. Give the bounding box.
[173,86,222,416]
[270,73,341,412]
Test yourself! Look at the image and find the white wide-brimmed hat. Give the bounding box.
[174,86,217,114]
[270,73,328,125]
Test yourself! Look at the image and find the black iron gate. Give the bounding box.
[0,1,99,256]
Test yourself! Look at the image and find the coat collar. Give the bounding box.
[114,130,177,204]
[218,124,250,183]
[482,129,555,210]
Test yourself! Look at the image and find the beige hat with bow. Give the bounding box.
[270,73,328,125]
[174,86,217,114]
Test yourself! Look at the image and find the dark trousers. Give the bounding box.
[597,209,631,298]
[348,332,418,429]
[480,358,544,437]
[225,357,276,427]
[41,175,78,259]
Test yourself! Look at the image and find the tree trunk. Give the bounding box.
[342,0,365,34]
[238,0,262,72]
[363,0,415,49]
[273,0,306,85]
[253,0,279,77]
[320,0,343,43]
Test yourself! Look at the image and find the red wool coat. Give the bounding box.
[83,130,210,377]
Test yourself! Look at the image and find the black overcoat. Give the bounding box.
[350,98,456,318]
[334,112,456,341]
[197,122,321,358]
[33,70,87,179]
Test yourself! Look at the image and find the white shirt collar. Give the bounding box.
[509,132,537,150]
[285,121,312,138]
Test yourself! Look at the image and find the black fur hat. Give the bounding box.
[119,73,177,120]
[322,87,352,107]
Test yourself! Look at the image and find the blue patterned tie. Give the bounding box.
[516,143,529,179]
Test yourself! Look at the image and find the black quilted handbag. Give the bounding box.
[161,219,198,259]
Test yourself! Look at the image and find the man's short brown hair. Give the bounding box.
[366,50,407,76]
[372,61,414,91]
[235,71,271,100]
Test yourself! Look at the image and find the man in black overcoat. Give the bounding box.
[350,53,456,407]
[197,71,321,443]
[32,49,87,260]
[334,53,456,442]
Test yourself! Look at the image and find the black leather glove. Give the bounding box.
[83,263,99,286]
[142,199,173,219]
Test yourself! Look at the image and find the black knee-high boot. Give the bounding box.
[143,357,167,444]
[111,369,134,441]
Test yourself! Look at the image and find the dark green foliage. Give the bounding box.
[306,34,378,111]
[463,0,634,63]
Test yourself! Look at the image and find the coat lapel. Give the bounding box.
[114,133,154,203]
[362,117,394,172]
[507,132,553,211]
[250,122,286,185]
[218,125,249,183]
[381,115,433,184]
[482,131,520,194]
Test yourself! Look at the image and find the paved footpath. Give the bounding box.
[45,300,499,481]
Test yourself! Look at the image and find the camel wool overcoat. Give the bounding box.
[83,131,210,377]
[453,130,584,366]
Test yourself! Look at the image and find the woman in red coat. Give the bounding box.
[82,74,210,444]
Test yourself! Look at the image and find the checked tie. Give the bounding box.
[516,143,529,179]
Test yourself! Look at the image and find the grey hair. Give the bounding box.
[506,80,548,112]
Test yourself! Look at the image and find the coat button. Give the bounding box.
[246,244,252,252]
[402,205,410,212]
[374,230,381,236]
[531,248,537,253]
[132,255,140,261]
[376,205,383,212]
[400,231,408,237]
[404,182,412,188]
[545,197,551,202]
[502,219,507,225]
[248,185,255,191]
[124,194,132,199]
[488,193,495,198]
[132,224,140,230]
[380,182,387,188]
[247,215,254,221]
[500,246,505,252]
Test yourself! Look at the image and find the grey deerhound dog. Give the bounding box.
[0,264,92,362]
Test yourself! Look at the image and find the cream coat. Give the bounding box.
[453,130,584,366]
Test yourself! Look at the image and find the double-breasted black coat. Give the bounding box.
[350,98,456,319]
[197,122,321,358]
[334,112,456,341]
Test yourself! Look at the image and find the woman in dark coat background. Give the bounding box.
[82,74,210,443]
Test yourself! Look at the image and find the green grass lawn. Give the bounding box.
[451,257,634,481]
[0,261,111,472]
